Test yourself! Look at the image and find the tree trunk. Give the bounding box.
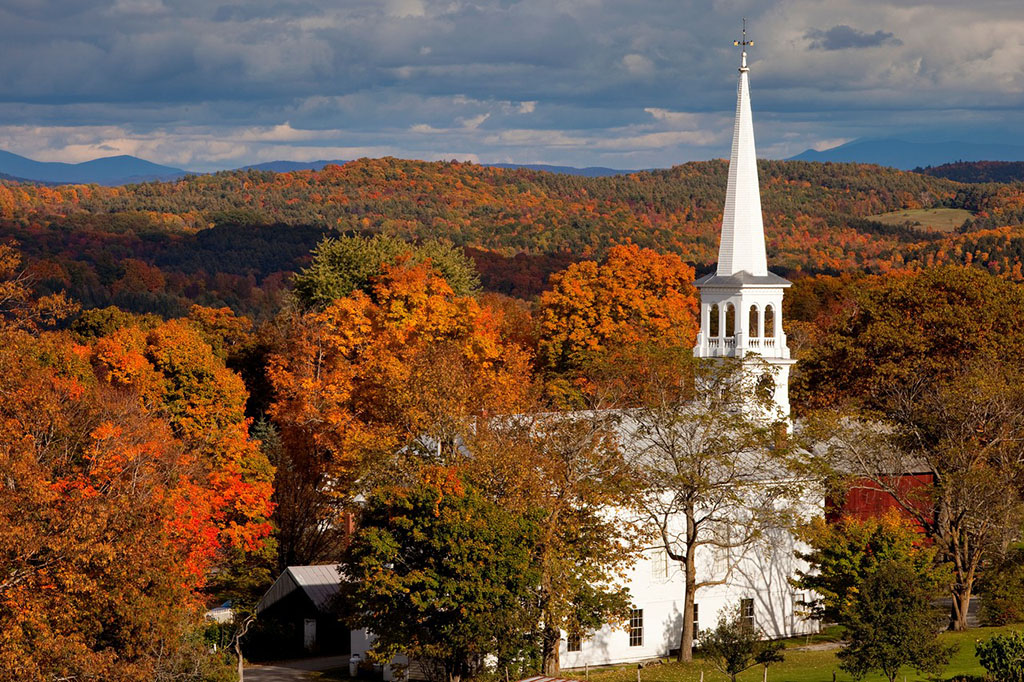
[676,508,698,663]
[950,583,972,631]
[542,623,561,675]
[233,615,254,682]
[677,558,696,662]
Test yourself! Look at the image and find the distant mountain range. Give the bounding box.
[0,151,638,185]
[0,149,189,185]
[7,138,1024,186]
[788,138,1024,171]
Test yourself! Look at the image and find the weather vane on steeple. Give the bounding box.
[733,18,753,71]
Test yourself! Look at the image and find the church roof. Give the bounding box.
[715,44,769,278]
[695,270,791,288]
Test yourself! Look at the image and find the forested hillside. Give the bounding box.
[4,156,1024,318]
[917,160,1024,184]
[8,157,1024,679]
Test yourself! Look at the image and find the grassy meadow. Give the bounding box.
[866,207,974,233]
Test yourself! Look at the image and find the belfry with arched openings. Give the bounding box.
[691,35,795,419]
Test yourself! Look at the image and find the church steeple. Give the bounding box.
[693,23,795,421]
[717,21,768,277]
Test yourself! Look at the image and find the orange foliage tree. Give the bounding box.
[0,246,274,677]
[0,326,246,679]
[267,260,532,565]
[538,243,699,376]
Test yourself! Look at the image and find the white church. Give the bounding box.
[263,33,822,672]
[557,36,818,668]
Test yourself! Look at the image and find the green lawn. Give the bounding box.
[313,625,1022,682]
[579,625,1024,682]
[865,208,973,233]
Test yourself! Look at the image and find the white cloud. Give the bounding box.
[387,0,426,18]
[2,0,1024,170]
[811,137,854,152]
[459,113,490,130]
[622,53,655,76]
[644,108,702,128]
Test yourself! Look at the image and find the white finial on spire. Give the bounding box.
[717,18,768,277]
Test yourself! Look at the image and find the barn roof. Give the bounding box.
[256,564,342,614]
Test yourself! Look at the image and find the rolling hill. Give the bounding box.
[9,156,1024,319]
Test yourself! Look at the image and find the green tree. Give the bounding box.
[792,512,936,624]
[292,234,480,308]
[837,560,955,682]
[699,604,785,682]
[339,467,541,682]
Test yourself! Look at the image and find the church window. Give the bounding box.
[749,305,759,337]
[629,609,644,647]
[740,598,755,629]
[709,304,720,337]
[725,304,735,337]
[764,305,775,338]
[567,633,582,652]
[693,603,700,636]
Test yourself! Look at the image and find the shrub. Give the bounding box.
[699,604,785,682]
[976,631,1024,682]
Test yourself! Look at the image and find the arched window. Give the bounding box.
[749,305,760,338]
[764,305,775,338]
[709,304,720,337]
[725,303,735,337]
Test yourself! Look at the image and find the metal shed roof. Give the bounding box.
[256,563,342,614]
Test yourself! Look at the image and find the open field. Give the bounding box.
[576,625,1024,682]
[866,207,974,233]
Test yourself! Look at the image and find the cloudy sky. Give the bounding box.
[1,0,1022,171]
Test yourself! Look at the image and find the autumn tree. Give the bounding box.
[797,267,1024,630]
[0,242,77,329]
[612,348,801,662]
[537,243,699,377]
[813,360,1024,630]
[0,325,236,680]
[268,259,531,565]
[793,266,1024,413]
[465,408,637,675]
